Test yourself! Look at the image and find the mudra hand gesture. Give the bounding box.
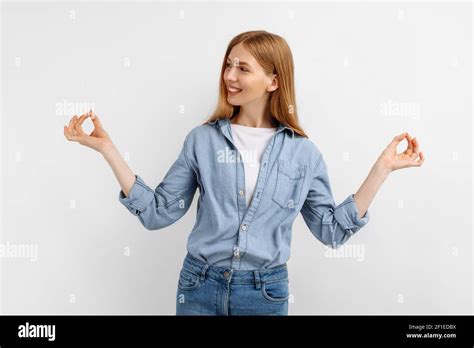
[378,132,425,173]
[63,110,113,153]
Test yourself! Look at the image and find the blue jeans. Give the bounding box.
[176,252,290,315]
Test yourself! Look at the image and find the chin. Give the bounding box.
[227,97,243,106]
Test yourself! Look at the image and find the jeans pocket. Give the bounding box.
[261,278,290,303]
[272,160,307,209]
[177,267,202,291]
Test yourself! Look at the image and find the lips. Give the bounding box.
[227,86,243,97]
[227,86,242,92]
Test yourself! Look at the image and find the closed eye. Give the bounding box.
[225,62,249,72]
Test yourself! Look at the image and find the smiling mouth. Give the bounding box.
[227,87,243,96]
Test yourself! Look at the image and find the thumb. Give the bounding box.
[90,110,104,128]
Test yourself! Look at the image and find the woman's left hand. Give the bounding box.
[377,132,425,173]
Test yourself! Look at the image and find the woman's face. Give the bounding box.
[223,42,277,106]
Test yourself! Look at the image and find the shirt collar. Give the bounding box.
[207,118,295,138]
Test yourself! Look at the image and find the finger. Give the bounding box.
[90,111,103,129]
[412,137,420,155]
[408,151,422,165]
[413,151,425,166]
[72,114,86,135]
[388,132,407,149]
[64,125,79,141]
[68,115,78,134]
[406,133,413,150]
[405,133,413,156]
[63,125,70,139]
[68,115,76,129]
[74,114,89,136]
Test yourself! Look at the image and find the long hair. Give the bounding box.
[202,30,308,138]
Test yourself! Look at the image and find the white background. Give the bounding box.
[1,1,472,314]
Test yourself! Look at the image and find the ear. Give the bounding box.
[267,74,278,92]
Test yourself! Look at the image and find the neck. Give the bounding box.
[230,107,277,128]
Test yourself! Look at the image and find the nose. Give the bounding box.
[224,67,238,82]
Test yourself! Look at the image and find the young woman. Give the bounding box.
[64,30,425,315]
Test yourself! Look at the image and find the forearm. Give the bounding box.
[101,142,136,197]
[353,160,390,219]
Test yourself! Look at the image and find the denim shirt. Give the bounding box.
[118,117,370,270]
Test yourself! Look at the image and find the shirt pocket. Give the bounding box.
[272,160,307,209]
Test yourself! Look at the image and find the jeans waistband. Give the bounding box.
[181,252,288,287]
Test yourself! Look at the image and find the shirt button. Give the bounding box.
[239,190,244,196]
[241,224,247,231]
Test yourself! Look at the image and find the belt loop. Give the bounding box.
[253,270,261,290]
[200,263,209,282]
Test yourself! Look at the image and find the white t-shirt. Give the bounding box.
[230,123,277,208]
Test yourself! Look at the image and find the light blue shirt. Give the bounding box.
[118,117,370,270]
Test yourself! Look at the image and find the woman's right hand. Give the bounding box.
[64,110,113,153]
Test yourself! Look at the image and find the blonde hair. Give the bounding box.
[202,30,308,138]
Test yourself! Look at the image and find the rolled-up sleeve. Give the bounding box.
[118,133,198,230]
[300,153,369,248]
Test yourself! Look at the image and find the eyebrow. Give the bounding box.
[226,57,251,67]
